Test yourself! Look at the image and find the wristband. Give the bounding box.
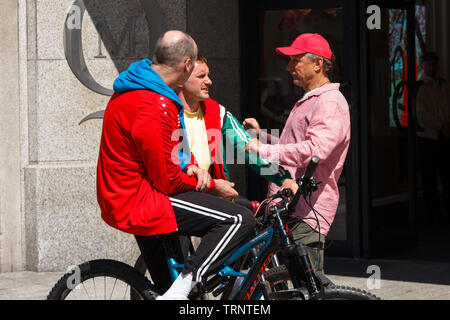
[205,179,216,194]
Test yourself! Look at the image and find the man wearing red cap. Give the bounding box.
[243,33,351,274]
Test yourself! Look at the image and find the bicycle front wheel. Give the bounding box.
[47,259,157,300]
[322,285,380,300]
[263,266,380,300]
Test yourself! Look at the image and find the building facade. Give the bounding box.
[0,0,244,272]
[1,0,449,272]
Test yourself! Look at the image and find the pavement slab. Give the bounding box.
[0,258,449,300]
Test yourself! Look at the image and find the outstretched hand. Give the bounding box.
[245,138,261,156]
[242,118,261,137]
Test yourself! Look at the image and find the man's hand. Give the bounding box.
[245,138,261,155]
[281,179,299,197]
[210,179,239,201]
[187,166,212,192]
[243,118,261,137]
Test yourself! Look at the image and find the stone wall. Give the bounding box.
[0,0,242,272]
[0,0,22,273]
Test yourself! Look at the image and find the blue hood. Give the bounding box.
[113,59,192,172]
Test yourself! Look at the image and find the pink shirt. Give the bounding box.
[257,83,351,236]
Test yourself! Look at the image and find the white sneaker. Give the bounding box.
[155,273,196,301]
[156,293,189,300]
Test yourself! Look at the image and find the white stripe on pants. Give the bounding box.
[169,192,256,282]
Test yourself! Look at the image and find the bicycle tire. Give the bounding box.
[264,266,291,288]
[263,266,380,300]
[132,254,152,300]
[47,259,157,300]
[322,285,380,300]
[134,254,148,276]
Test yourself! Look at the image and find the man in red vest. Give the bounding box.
[177,56,291,188]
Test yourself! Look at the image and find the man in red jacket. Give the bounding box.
[97,30,256,300]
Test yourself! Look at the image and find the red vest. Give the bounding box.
[201,99,228,181]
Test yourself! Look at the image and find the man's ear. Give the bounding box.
[184,57,192,72]
[314,58,324,73]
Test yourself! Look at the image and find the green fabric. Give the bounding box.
[221,111,291,187]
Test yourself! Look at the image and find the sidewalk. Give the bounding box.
[324,258,450,300]
[0,258,449,300]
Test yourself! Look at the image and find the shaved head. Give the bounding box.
[153,30,198,67]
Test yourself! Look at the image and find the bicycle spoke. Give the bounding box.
[109,278,118,300]
[123,285,129,300]
[93,278,97,300]
[81,282,91,300]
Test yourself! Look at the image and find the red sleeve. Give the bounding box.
[184,151,199,171]
[131,97,198,195]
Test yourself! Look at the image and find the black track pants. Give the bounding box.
[136,191,256,290]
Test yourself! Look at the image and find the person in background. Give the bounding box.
[416,51,450,224]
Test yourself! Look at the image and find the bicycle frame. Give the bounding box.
[165,157,324,301]
[166,225,277,300]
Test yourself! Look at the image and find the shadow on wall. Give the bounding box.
[64,0,166,116]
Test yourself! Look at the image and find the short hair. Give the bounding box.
[153,31,197,67]
[305,53,335,77]
[421,51,439,64]
[306,53,336,77]
[196,56,208,64]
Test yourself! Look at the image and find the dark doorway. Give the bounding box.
[239,0,362,258]
[360,0,420,258]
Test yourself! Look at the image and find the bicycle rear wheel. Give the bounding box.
[47,259,157,300]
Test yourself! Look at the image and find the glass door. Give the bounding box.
[361,0,420,258]
[240,0,361,257]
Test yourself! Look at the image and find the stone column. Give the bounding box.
[0,0,23,272]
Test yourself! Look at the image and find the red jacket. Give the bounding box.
[97,90,200,236]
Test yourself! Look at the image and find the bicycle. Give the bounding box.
[47,157,379,300]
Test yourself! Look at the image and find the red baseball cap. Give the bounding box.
[276,33,333,60]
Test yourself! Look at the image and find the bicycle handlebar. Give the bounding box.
[267,157,321,216]
[288,156,320,212]
[304,156,321,182]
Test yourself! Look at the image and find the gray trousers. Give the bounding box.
[288,221,325,273]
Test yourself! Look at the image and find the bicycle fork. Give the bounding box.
[273,208,322,299]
